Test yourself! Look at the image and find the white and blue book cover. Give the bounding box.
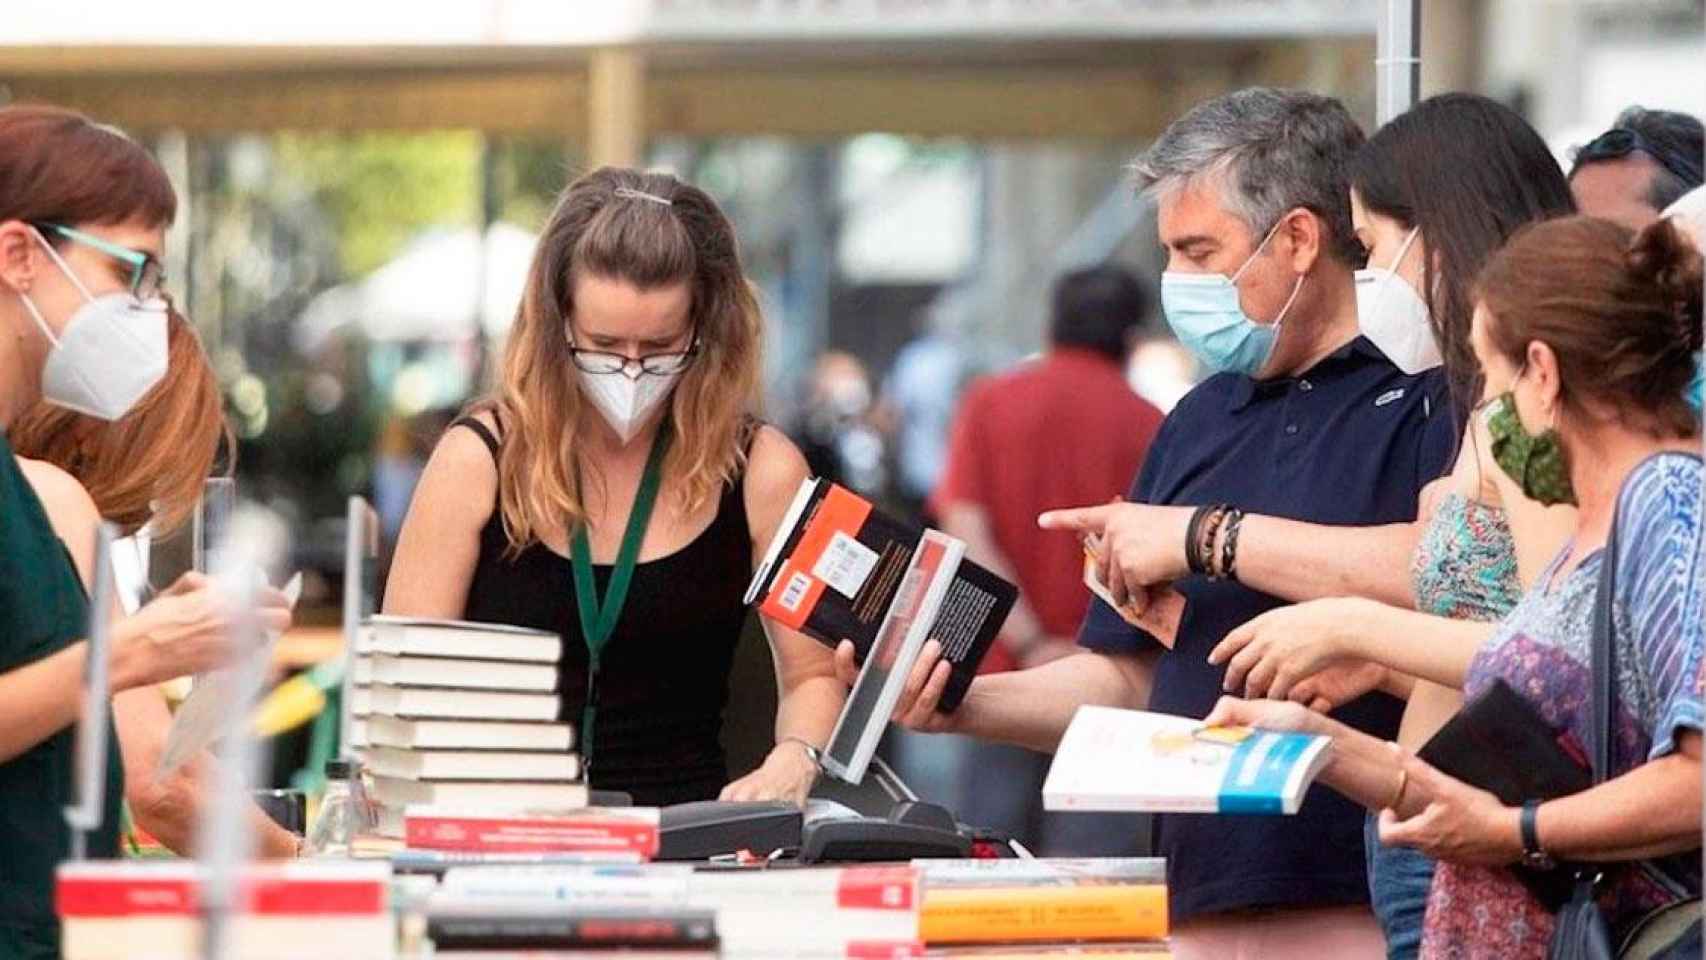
[1042,706,1333,815]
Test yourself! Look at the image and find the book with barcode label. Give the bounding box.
[1043,706,1334,815]
[744,478,1018,714]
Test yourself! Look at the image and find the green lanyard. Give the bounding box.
[570,426,671,775]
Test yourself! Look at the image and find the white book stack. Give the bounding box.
[350,616,585,836]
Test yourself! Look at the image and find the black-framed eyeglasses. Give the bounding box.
[1573,128,1704,187]
[567,340,699,377]
[36,222,166,302]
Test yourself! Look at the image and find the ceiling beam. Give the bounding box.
[3,38,1370,140]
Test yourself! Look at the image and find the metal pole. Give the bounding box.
[64,523,118,863]
[1376,0,1422,125]
[199,508,289,960]
[339,496,378,759]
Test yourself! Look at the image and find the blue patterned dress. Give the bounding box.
[1421,452,1704,959]
[1366,494,1524,960]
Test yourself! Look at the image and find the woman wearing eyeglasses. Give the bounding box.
[0,105,292,959]
[385,168,843,808]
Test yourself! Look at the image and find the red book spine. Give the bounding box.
[57,878,386,917]
[406,815,660,857]
[57,877,198,917]
[836,867,919,911]
[243,879,388,915]
[845,942,926,959]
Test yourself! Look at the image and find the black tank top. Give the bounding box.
[455,416,755,806]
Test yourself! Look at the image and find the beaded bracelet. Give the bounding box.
[1200,506,1229,580]
[1219,508,1247,582]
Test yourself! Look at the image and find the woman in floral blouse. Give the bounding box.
[1207,213,1703,959]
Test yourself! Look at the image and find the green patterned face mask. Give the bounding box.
[1483,392,1576,506]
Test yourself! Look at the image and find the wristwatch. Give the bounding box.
[778,735,823,771]
[1520,800,1556,870]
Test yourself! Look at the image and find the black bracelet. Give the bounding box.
[1219,508,1247,582]
[1184,504,1217,576]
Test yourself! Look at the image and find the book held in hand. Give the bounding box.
[1043,706,1333,815]
[745,478,1018,714]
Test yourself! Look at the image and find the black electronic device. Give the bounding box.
[797,800,972,863]
[655,800,803,861]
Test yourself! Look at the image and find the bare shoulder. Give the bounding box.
[16,457,101,530]
[425,416,501,485]
[744,424,809,500]
[15,457,102,572]
[742,425,810,537]
[408,416,502,531]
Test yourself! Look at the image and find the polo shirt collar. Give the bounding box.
[1226,335,1389,413]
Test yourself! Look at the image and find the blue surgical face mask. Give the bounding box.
[1160,217,1305,377]
[1687,352,1703,414]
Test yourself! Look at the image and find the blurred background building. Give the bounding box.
[6,0,1700,552]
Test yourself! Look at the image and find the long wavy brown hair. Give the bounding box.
[10,302,232,537]
[479,167,763,551]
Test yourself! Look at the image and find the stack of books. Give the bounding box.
[349,616,583,833]
[57,861,393,960]
[915,858,1169,949]
[429,863,922,958]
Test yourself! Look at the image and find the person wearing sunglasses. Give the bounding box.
[385,168,843,809]
[0,105,292,960]
[1569,106,1704,232]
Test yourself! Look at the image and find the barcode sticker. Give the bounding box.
[778,571,814,612]
[812,531,881,599]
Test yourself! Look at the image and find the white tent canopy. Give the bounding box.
[293,222,536,354]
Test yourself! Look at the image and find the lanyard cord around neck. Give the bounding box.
[569,425,671,775]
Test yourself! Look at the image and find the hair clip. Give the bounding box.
[614,186,673,207]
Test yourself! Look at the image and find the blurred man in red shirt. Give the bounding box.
[894,264,1167,854]
[934,264,1165,672]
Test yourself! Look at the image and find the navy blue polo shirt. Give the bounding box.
[1078,335,1456,926]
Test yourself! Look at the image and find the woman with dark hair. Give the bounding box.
[1193,93,1581,956]
[898,93,1577,959]
[1206,214,1703,958]
[11,304,301,862]
[386,167,843,807]
[0,105,292,958]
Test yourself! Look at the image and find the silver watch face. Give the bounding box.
[1522,850,1556,871]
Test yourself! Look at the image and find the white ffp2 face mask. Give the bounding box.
[19,229,169,421]
[1355,226,1441,375]
[577,367,683,443]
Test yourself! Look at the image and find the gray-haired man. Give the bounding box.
[842,88,1456,958]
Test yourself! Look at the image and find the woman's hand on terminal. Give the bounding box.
[720,739,821,806]
[111,572,294,691]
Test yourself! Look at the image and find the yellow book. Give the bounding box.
[920,884,1168,944]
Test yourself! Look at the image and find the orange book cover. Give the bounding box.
[919,884,1168,944]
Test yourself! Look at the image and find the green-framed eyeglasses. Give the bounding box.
[38,223,165,301]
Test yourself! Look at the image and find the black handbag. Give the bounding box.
[1547,504,1702,960]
